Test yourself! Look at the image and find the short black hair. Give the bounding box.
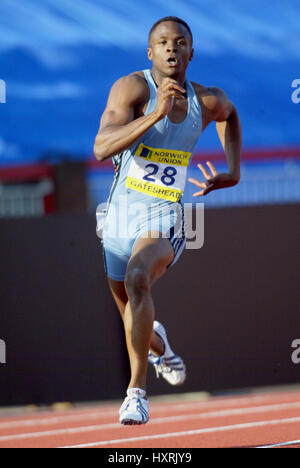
[148,16,193,45]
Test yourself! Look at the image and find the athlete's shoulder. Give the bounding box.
[191,82,229,106]
[191,82,233,121]
[115,70,147,86]
[110,71,149,103]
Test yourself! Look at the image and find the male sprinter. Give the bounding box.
[94,17,242,425]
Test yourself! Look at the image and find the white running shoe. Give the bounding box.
[148,321,186,386]
[119,388,149,425]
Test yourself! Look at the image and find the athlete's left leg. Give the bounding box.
[123,231,174,391]
[107,277,165,356]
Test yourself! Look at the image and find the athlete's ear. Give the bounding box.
[189,48,194,62]
[147,47,153,61]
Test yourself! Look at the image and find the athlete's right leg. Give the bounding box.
[123,232,175,392]
[107,276,164,357]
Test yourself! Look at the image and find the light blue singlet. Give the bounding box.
[98,69,203,281]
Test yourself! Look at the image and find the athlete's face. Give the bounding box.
[148,22,194,77]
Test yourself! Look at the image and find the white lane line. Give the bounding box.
[1,401,300,442]
[0,410,117,430]
[162,394,292,412]
[60,416,300,448]
[0,392,298,430]
[256,439,300,448]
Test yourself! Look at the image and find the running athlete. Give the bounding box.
[93,17,242,425]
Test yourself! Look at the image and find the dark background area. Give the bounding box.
[0,0,299,408]
[0,204,299,405]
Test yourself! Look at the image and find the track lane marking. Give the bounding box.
[0,410,118,429]
[60,416,300,448]
[0,392,299,430]
[0,401,300,442]
[0,392,300,430]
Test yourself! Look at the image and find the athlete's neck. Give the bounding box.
[150,68,186,89]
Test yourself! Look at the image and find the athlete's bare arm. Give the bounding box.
[94,73,186,161]
[188,85,242,196]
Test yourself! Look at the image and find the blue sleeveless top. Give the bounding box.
[107,69,203,210]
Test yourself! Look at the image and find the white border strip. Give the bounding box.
[256,439,300,448]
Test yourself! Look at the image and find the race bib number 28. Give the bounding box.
[126,143,192,202]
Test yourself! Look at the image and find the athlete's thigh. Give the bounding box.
[127,230,175,286]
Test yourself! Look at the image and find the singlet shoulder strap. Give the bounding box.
[186,79,202,116]
[143,69,157,99]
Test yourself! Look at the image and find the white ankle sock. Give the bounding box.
[127,388,147,399]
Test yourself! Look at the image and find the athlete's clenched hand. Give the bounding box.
[188,161,239,196]
[154,78,186,120]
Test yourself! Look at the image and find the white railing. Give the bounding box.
[0,179,54,217]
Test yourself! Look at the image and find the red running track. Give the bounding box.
[0,389,300,448]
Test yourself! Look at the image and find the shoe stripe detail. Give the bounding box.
[164,360,184,366]
[164,363,184,367]
[165,364,184,368]
[164,355,180,361]
[137,402,148,422]
[148,353,163,365]
[164,355,182,361]
[164,359,183,364]
[124,402,131,412]
[149,322,186,385]
[140,409,147,422]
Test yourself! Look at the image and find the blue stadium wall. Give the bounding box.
[1,1,299,206]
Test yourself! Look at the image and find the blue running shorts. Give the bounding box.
[98,201,186,282]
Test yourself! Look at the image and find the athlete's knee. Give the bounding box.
[124,265,150,299]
